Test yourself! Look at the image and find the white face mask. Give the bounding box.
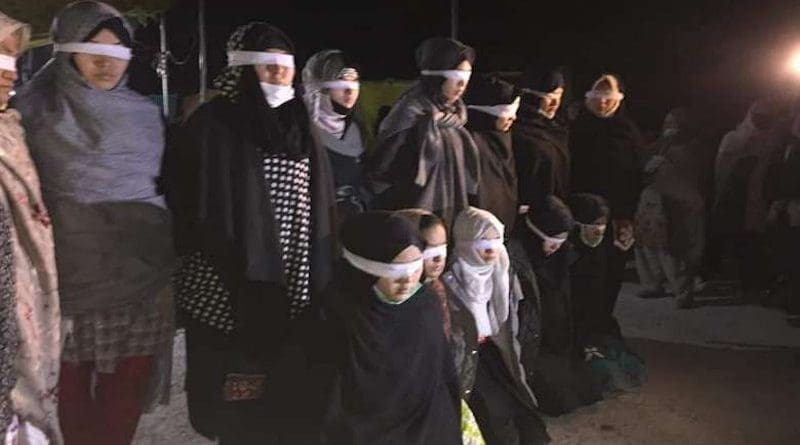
[260,82,295,108]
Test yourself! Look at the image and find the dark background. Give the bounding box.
[125,0,800,136]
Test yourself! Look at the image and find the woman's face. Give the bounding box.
[587,86,620,117]
[478,226,502,263]
[543,232,568,256]
[72,29,129,91]
[421,224,447,280]
[494,115,515,132]
[539,87,564,117]
[253,48,295,86]
[0,32,20,108]
[375,245,424,302]
[441,59,471,105]
[327,69,360,109]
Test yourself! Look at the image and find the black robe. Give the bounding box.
[513,104,571,208]
[570,107,644,220]
[467,109,519,229]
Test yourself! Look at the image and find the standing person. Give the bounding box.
[510,196,602,416]
[0,11,61,444]
[635,108,708,308]
[713,100,787,299]
[303,49,370,221]
[514,67,570,211]
[444,207,550,445]
[165,22,337,443]
[324,211,461,445]
[567,193,645,395]
[368,37,479,228]
[15,3,176,444]
[570,74,644,331]
[464,75,520,229]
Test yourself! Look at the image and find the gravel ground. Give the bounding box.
[133,281,800,444]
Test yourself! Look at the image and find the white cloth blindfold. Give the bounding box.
[467,96,521,118]
[343,248,423,279]
[585,90,624,101]
[459,238,504,252]
[420,69,472,82]
[423,244,448,260]
[0,54,17,72]
[525,218,569,246]
[322,80,360,90]
[525,89,564,101]
[227,50,295,68]
[54,43,132,61]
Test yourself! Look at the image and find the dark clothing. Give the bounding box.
[569,241,619,345]
[468,111,519,228]
[468,342,550,445]
[443,283,480,399]
[513,105,571,208]
[570,108,644,220]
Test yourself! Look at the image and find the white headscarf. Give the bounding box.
[585,74,624,118]
[449,207,510,337]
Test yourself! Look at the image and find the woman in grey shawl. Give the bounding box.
[15,2,176,444]
[303,49,370,221]
[367,37,480,229]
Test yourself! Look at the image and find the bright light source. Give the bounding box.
[789,50,800,75]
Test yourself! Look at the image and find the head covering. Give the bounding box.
[566,193,609,225]
[519,66,565,95]
[584,74,624,118]
[525,195,574,237]
[302,49,363,143]
[0,11,29,48]
[416,37,475,71]
[448,207,510,337]
[465,74,520,128]
[15,0,164,206]
[328,211,461,444]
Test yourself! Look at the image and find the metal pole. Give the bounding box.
[450,0,459,40]
[197,0,207,102]
[158,14,170,119]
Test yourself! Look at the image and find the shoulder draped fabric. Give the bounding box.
[368,84,480,228]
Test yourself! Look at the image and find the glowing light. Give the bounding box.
[788,50,800,75]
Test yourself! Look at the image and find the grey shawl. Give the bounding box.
[370,84,479,227]
[14,1,175,315]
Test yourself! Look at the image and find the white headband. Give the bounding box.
[423,244,448,260]
[578,223,607,231]
[585,90,624,101]
[467,96,521,119]
[0,55,16,72]
[322,80,360,90]
[525,218,569,245]
[227,51,295,68]
[421,69,472,82]
[474,238,504,251]
[526,89,564,101]
[342,248,423,280]
[54,43,132,61]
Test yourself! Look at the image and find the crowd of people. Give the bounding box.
[0,1,797,444]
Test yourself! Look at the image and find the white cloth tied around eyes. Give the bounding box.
[227,50,295,68]
[458,238,504,252]
[420,69,472,82]
[423,244,448,260]
[0,54,16,72]
[342,248,423,279]
[467,96,521,118]
[525,217,568,245]
[322,80,360,90]
[585,90,624,101]
[54,42,132,60]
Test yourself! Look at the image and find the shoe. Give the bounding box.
[675,293,694,309]
[637,289,668,299]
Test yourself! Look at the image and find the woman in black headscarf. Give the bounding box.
[164,22,336,443]
[323,211,460,445]
[567,193,645,395]
[514,67,571,210]
[303,50,370,221]
[510,195,602,416]
[367,37,479,229]
[570,74,645,334]
[464,75,520,229]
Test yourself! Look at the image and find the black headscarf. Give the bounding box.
[514,66,571,207]
[325,211,461,445]
[566,193,610,225]
[526,194,574,237]
[417,37,476,105]
[465,74,519,228]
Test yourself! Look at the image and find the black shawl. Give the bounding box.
[570,106,645,220]
[324,212,460,445]
[513,101,571,207]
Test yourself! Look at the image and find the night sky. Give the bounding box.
[129,0,800,135]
